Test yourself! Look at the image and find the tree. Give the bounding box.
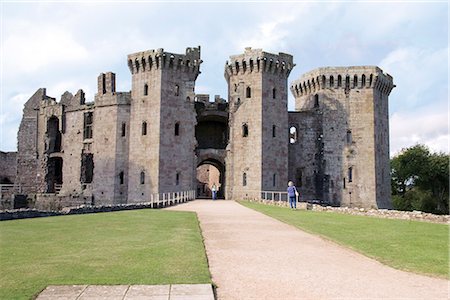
[391,144,449,214]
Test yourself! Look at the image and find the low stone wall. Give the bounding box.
[248,199,450,224]
[0,201,183,221]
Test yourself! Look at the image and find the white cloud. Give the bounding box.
[3,21,89,74]
[390,107,449,155]
[380,46,447,110]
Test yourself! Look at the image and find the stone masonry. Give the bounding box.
[2,46,395,209]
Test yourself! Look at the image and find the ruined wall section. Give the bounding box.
[225,48,294,199]
[127,47,200,201]
[93,72,131,205]
[290,66,394,208]
[16,89,50,193]
[60,90,93,199]
[0,151,17,183]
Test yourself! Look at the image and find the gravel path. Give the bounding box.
[167,200,449,300]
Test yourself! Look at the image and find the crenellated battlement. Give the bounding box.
[224,47,295,80]
[127,47,202,75]
[290,66,395,97]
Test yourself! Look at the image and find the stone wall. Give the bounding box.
[247,199,450,224]
[290,67,394,209]
[0,151,17,183]
[0,195,194,221]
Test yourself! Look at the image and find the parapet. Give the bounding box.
[224,47,295,80]
[290,66,395,97]
[127,47,202,75]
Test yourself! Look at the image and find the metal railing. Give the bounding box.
[261,190,289,202]
[0,184,21,201]
[146,190,196,207]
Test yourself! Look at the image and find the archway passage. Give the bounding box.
[196,159,225,199]
[46,157,63,193]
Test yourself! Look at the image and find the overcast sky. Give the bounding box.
[1,1,448,156]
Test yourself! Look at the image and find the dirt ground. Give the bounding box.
[167,200,449,300]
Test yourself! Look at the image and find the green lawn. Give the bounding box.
[239,201,449,278]
[0,209,211,300]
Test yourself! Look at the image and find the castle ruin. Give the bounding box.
[0,46,395,209]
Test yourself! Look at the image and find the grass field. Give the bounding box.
[0,209,211,300]
[239,201,449,278]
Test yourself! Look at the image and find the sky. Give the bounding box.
[0,0,448,156]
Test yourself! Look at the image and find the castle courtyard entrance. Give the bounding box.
[196,159,225,199]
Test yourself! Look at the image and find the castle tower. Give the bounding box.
[127,47,201,201]
[289,66,394,208]
[91,72,131,204]
[225,48,294,200]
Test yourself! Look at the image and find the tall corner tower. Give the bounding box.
[225,47,294,200]
[290,66,394,208]
[127,47,201,202]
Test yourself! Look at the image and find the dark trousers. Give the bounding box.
[289,196,296,208]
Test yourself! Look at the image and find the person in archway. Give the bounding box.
[287,181,299,209]
[211,183,217,200]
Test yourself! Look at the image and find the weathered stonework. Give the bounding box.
[6,47,394,209]
[290,67,394,208]
[0,151,16,183]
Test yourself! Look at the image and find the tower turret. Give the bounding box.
[127,47,202,201]
[225,47,294,200]
[289,66,394,208]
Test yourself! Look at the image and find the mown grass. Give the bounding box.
[0,209,210,300]
[239,201,449,278]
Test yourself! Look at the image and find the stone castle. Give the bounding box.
[0,46,395,209]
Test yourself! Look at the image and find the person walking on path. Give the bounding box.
[287,181,299,209]
[211,183,217,201]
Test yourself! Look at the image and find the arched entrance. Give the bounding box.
[196,159,225,199]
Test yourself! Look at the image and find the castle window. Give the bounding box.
[175,122,180,136]
[186,96,190,102]
[242,123,249,137]
[119,171,124,185]
[176,172,180,185]
[343,177,346,189]
[273,173,276,187]
[369,74,373,87]
[337,75,342,87]
[361,74,366,87]
[330,76,334,87]
[135,60,140,72]
[314,94,319,108]
[296,168,303,187]
[321,75,326,87]
[348,167,353,182]
[246,86,251,98]
[289,126,298,144]
[142,121,147,136]
[272,125,276,138]
[102,74,106,94]
[272,88,276,99]
[346,130,352,144]
[353,75,358,88]
[140,171,145,184]
[121,122,126,137]
[83,112,93,139]
[175,84,179,96]
[243,172,247,186]
[81,153,94,184]
[345,76,350,89]
[144,84,148,96]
